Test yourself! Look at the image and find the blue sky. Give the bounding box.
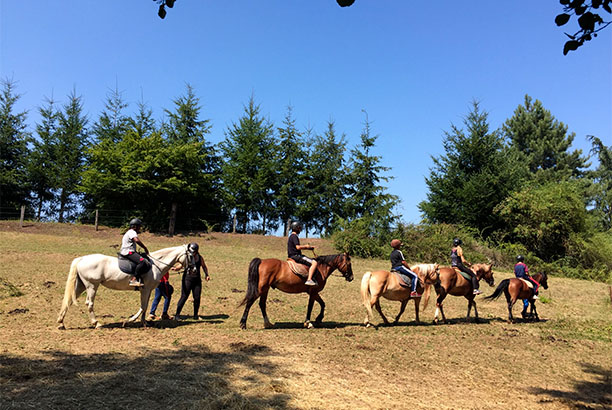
[1,1,610,225]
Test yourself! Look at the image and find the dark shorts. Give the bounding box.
[289,254,313,267]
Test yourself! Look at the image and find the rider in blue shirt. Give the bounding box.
[390,239,421,297]
[514,255,539,300]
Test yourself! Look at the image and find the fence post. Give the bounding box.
[19,205,25,228]
[94,209,99,231]
[232,214,237,233]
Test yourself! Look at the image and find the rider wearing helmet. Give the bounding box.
[390,239,421,298]
[450,238,481,295]
[287,221,319,286]
[120,218,150,287]
[514,255,539,300]
[174,242,210,320]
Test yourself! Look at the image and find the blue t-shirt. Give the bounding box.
[514,262,529,279]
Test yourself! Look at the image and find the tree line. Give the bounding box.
[0,79,396,236]
[1,78,610,281]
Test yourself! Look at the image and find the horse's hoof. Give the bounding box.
[264,322,274,329]
[239,322,247,330]
[57,323,66,330]
[365,322,372,328]
[304,321,314,329]
[93,322,102,329]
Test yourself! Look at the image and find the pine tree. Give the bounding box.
[55,90,88,222]
[0,79,31,215]
[586,135,612,231]
[303,120,348,236]
[29,96,59,220]
[420,101,528,236]
[275,105,306,235]
[345,113,398,233]
[221,96,275,233]
[92,86,130,144]
[503,95,589,182]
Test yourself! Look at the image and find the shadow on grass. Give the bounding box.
[266,321,363,329]
[0,344,298,409]
[528,362,611,408]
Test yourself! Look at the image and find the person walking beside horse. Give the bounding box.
[174,243,210,320]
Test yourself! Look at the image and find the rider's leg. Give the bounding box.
[398,266,420,296]
[305,260,318,286]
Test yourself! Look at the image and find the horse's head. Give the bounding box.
[338,253,354,282]
[537,272,549,290]
[474,263,495,287]
[174,244,199,274]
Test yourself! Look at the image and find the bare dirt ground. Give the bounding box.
[0,221,610,409]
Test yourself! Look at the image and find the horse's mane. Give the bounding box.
[410,263,437,274]
[315,254,344,265]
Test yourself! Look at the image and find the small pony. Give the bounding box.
[361,263,440,327]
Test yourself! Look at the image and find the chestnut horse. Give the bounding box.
[485,272,548,322]
[239,253,354,329]
[424,263,495,324]
[361,263,439,327]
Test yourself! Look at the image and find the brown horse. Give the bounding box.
[485,272,548,322]
[361,263,439,327]
[424,263,495,324]
[239,253,354,329]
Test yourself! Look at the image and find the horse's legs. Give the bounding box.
[414,297,420,323]
[531,301,539,321]
[239,296,257,330]
[434,287,448,324]
[472,299,479,323]
[84,283,101,328]
[139,287,153,327]
[374,300,390,325]
[258,288,274,329]
[313,293,325,324]
[394,300,408,324]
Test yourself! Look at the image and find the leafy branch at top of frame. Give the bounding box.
[556,0,612,55]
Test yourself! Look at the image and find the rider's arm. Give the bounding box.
[133,236,149,254]
[458,247,469,265]
[296,244,314,250]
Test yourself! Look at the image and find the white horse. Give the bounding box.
[57,245,194,329]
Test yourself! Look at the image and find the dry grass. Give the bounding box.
[0,221,610,409]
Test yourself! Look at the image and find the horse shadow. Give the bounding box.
[98,313,230,329]
[269,320,363,329]
[528,362,611,408]
[0,345,299,409]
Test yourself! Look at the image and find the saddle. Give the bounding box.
[287,259,309,279]
[117,254,136,275]
[391,270,413,288]
[452,267,473,282]
[519,278,534,289]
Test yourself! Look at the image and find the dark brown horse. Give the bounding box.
[239,253,354,329]
[485,272,548,322]
[424,263,495,324]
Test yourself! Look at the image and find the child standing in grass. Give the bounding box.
[147,271,173,320]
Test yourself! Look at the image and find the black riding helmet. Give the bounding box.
[516,255,524,262]
[453,238,462,246]
[188,242,199,254]
[129,218,143,227]
[290,221,302,232]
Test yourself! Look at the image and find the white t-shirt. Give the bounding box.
[120,229,138,256]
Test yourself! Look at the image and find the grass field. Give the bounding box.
[0,221,610,409]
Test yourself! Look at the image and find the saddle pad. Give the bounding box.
[519,278,534,289]
[117,256,135,275]
[287,259,308,278]
[391,271,412,288]
[453,267,472,282]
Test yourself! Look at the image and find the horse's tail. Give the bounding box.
[484,279,510,301]
[360,272,374,318]
[57,257,81,324]
[239,258,261,307]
